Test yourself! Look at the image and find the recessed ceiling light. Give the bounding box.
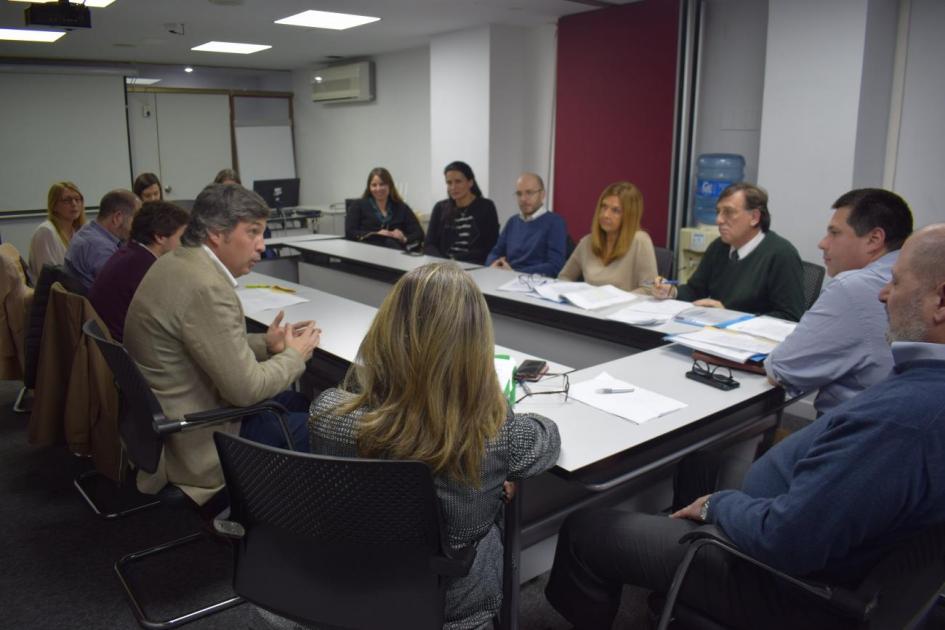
[9,0,116,7]
[191,41,271,54]
[275,10,380,30]
[125,77,161,85]
[0,28,65,43]
[184,66,194,73]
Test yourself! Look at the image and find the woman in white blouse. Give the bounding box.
[29,181,87,280]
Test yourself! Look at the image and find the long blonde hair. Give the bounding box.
[334,262,507,486]
[46,181,87,246]
[590,181,644,265]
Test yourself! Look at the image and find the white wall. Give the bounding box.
[488,24,558,222]
[757,0,873,264]
[430,27,492,201]
[694,0,768,185]
[292,47,433,214]
[891,0,945,229]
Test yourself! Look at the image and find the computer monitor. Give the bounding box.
[252,178,300,209]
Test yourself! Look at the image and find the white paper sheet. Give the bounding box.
[674,328,778,355]
[569,371,687,424]
[236,288,309,315]
[726,316,798,343]
[675,307,752,327]
[563,285,638,310]
[533,281,591,303]
[497,276,551,293]
[607,299,693,325]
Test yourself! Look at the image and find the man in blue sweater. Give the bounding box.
[485,172,567,276]
[545,223,945,629]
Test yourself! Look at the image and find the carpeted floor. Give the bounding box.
[0,380,652,629]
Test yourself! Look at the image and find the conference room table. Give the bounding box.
[271,237,695,368]
[238,270,784,551]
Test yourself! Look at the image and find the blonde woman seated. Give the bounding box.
[29,181,87,280]
[310,262,560,629]
[558,181,658,291]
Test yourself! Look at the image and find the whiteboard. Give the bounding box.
[0,72,131,213]
[234,125,296,191]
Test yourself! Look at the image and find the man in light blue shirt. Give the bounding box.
[486,172,567,276]
[65,189,140,289]
[765,188,913,415]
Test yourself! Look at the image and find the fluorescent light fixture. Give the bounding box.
[275,9,380,30]
[184,66,194,73]
[191,41,271,55]
[0,28,65,43]
[125,77,161,85]
[9,0,116,7]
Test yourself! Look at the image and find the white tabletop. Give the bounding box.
[239,270,776,477]
[516,344,775,473]
[238,271,568,371]
[289,238,482,273]
[265,233,343,246]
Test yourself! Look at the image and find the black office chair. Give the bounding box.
[82,319,294,629]
[213,432,522,630]
[801,260,826,311]
[655,246,675,279]
[656,523,945,630]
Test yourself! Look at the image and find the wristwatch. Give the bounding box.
[699,495,711,522]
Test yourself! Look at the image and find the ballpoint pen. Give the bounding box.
[596,387,635,394]
[245,284,297,293]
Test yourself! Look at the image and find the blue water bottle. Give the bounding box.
[692,154,745,226]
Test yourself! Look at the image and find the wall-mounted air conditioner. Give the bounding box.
[311,61,374,103]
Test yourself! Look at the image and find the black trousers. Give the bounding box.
[544,452,855,630]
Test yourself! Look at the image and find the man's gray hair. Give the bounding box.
[181,183,270,246]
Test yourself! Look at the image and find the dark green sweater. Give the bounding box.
[677,230,805,321]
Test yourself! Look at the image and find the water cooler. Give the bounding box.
[677,154,745,282]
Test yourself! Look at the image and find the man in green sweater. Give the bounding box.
[655,183,805,321]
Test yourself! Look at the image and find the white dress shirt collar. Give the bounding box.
[731,229,765,260]
[201,244,238,288]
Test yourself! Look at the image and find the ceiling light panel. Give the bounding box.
[0,28,65,42]
[8,0,116,7]
[191,41,271,54]
[275,10,380,30]
[125,77,161,85]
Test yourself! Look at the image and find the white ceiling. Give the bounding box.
[0,0,628,71]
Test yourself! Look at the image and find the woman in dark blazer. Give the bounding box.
[424,160,499,264]
[345,167,424,250]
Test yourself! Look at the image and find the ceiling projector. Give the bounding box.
[25,1,92,30]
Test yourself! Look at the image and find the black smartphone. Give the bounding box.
[516,360,548,382]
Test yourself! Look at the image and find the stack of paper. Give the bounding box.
[674,307,753,327]
[569,371,687,424]
[237,288,309,314]
[532,281,590,303]
[607,299,692,325]
[726,316,797,342]
[667,326,778,363]
[562,285,638,310]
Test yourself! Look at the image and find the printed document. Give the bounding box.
[236,288,308,315]
[570,371,686,424]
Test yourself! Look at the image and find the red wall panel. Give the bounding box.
[554,0,679,246]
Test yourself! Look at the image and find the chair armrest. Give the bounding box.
[430,544,476,577]
[656,531,872,630]
[157,401,293,445]
[213,518,246,540]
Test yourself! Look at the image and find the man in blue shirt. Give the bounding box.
[65,189,140,289]
[766,188,913,415]
[485,172,567,276]
[545,224,945,629]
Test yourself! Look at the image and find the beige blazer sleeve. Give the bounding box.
[181,282,305,408]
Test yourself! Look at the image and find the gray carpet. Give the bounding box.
[0,380,652,629]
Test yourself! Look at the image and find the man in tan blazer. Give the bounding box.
[124,184,320,505]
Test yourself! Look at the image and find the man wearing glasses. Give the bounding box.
[653,183,805,321]
[485,172,568,276]
[546,224,945,629]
